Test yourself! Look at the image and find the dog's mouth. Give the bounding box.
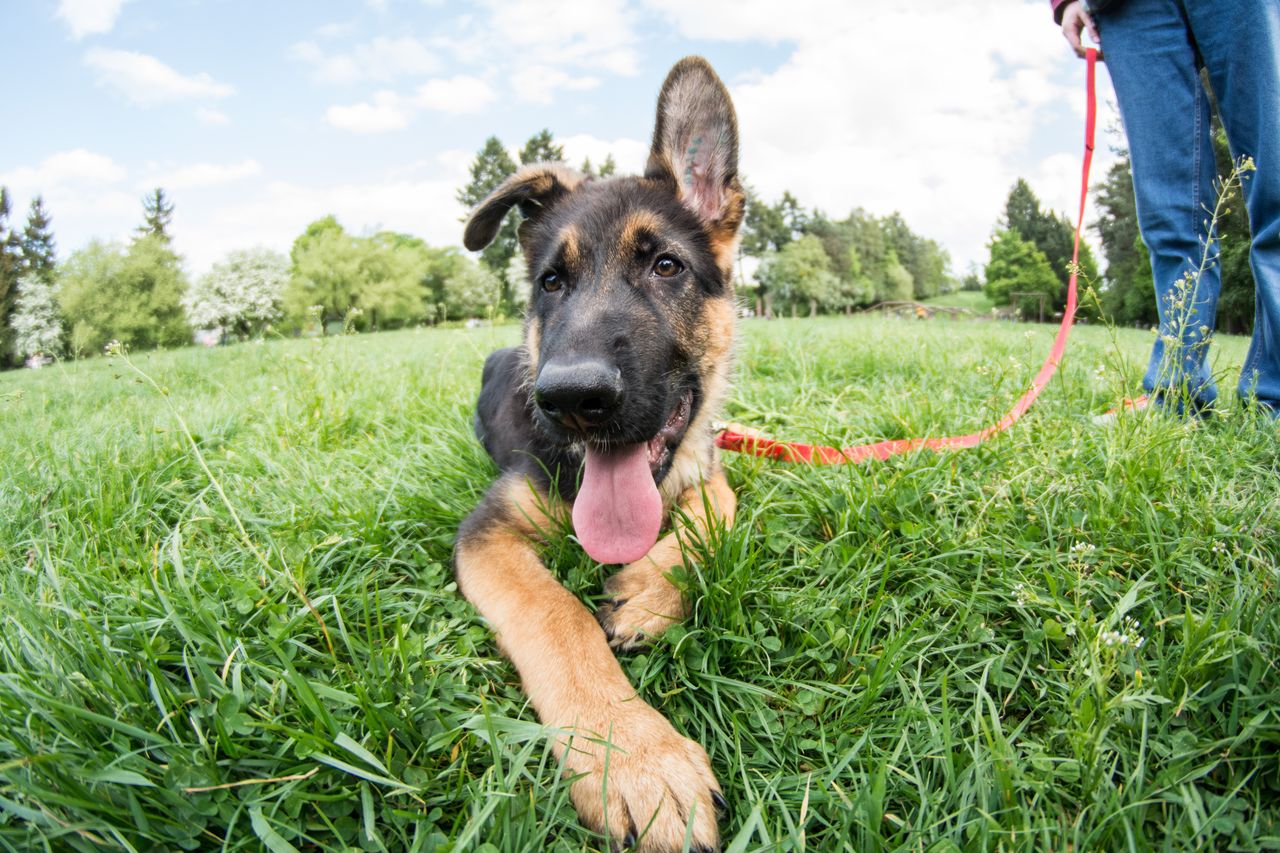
[572,388,696,565]
[644,387,694,477]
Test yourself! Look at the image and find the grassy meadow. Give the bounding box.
[1,316,1277,851]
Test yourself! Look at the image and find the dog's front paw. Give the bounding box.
[596,562,687,651]
[560,707,723,852]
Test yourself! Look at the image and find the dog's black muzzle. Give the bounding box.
[533,356,624,432]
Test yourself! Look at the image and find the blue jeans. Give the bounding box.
[1097,0,1280,414]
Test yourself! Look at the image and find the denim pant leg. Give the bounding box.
[1186,1,1280,414]
[1096,0,1221,407]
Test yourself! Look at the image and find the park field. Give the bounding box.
[0,316,1277,851]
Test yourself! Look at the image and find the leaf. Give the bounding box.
[250,806,300,853]
[335,732,389,775]
[88,768,155,787]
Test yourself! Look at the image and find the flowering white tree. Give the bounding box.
[11,274,63,360]
[505,252,531,312]
[183,247,287,338]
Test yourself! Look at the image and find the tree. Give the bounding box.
[440,258,501,320]
[285,221,366,327]
[137,188,175,243]
[506,252,531,311]
[1002,178,1098,310]
[0,188,22,368]
[356,232,431,329]
[1210,124,1256,335]
[777,191,808,237]
[58,237,189,355]
[802,212,874,309]
[984,228,1060,318]
[1093,153,1157,327]
[20,196,56,283]
[881,211,950,299]
[285,220,439,332]
[880,250,915,303]
[755,234,839,317]
[740,184,794,317]
[10,274,63,360]
[519,129,565,165]
[457,137,519,294]
[598,153,618,177]
[183,247,288,337]
[741,184,792,256]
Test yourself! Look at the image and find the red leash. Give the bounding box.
[717,48,1099,465]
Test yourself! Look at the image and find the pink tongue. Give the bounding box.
[573,442,663,564]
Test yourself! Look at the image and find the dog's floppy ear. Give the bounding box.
[645,56,743,233]
[463,163,584,251]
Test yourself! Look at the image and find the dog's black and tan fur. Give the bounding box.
[454,57,743,852]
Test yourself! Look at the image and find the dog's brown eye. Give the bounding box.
[540,271,562,293]
[653,256,683,278]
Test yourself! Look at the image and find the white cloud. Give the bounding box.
[637,0,1117,271]
[511,66,599,105]
[85,49,235,106]
[324,75,495,133]
[414,75,495,113]
[480,0,638,76]
[557,134,649,175]
[174,175,470,274]
[142,160,262,191]
[195,107,229,126]
[326,91,412,133]
[57,0,130,39]
[0,149,127,192]
[291,36,441,84]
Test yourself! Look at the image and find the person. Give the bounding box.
[1053,0,1280,417]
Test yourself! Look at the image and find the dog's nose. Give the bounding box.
[534,358,623,429]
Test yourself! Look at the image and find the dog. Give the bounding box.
[455,56,744,852]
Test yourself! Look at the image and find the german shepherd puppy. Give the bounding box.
[455,57,743,852]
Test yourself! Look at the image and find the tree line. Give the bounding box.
[0,189,509,368]
[984,117,1255,331]
[1,122,1257,370]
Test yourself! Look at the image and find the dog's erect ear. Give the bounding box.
[463,164,584,251]
[645,56,743,231]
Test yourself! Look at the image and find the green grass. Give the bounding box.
[1,317,1277,851]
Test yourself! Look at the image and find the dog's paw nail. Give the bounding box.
[712,789,728,817]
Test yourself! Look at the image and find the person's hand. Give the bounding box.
[1061,1,1101,59]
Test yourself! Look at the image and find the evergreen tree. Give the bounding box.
[457,136,520,301]
[1210,124,1256,335]
[137,188,175,243]
[741,184,792,256]
[519,129,565,165]
[20,196,57,283]
[1002,178,1098,311]
[0,188,22,368]
[984,228,1060,318]
[777,191,808,238]
[579,156,595,177]
[1093,154,1157,327]
[598,153,617,177]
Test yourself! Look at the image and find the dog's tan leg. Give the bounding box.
[455,474,723,852]
[597,468,736,652]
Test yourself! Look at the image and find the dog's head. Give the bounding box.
[463,56,743,563]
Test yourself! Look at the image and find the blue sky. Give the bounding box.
[3,0,1115,277]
